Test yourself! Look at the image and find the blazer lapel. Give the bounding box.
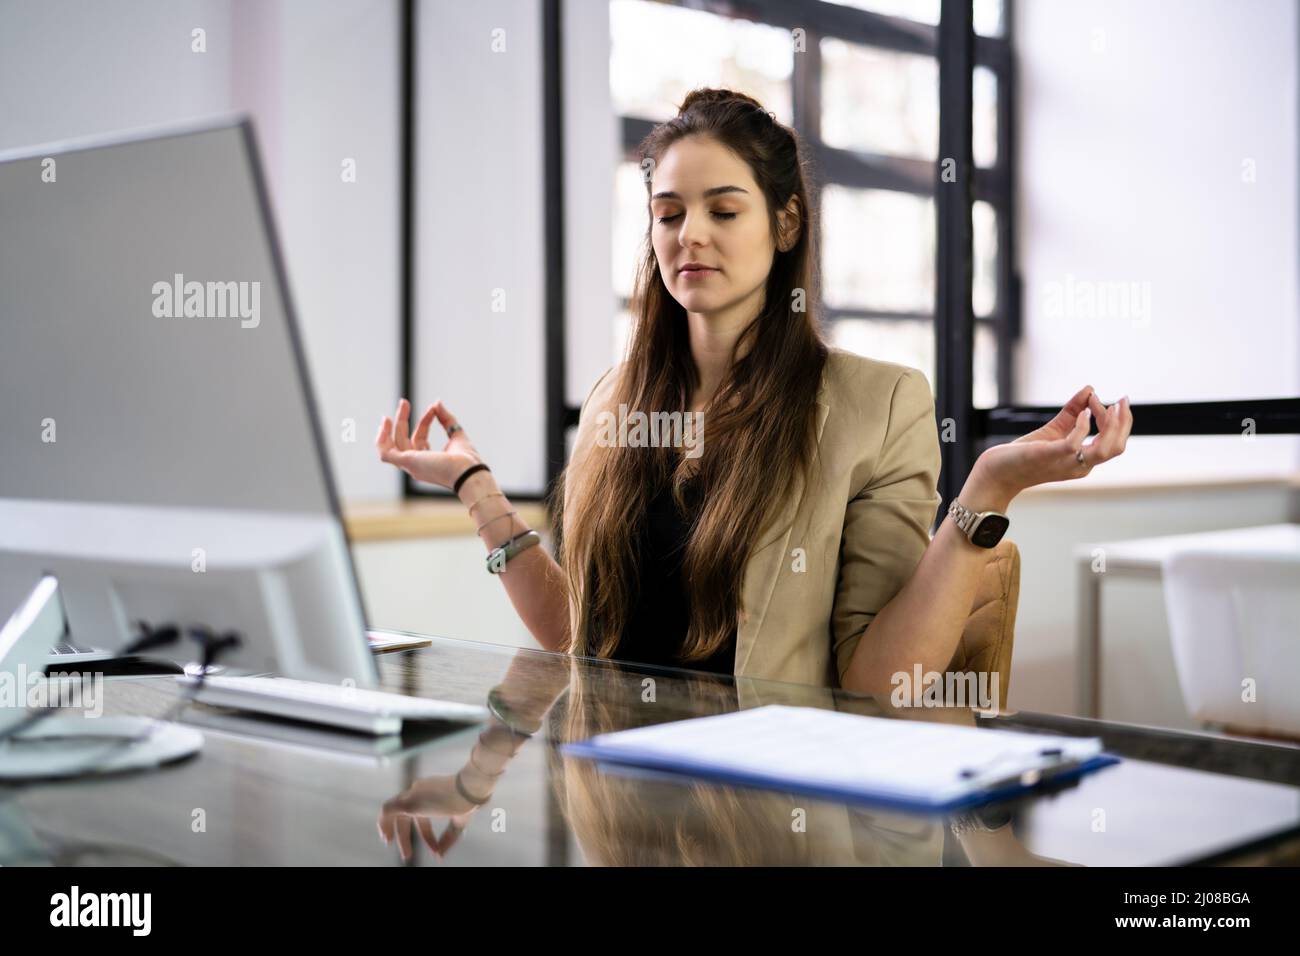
[734,380,831,676]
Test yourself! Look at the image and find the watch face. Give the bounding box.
[970,513,1010,548]
[974,803,1014,830]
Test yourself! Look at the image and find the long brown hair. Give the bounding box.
[555,88,828,664]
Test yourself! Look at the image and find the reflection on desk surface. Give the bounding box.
[1,633,1297,866]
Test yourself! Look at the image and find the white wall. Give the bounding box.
[1016,0,1300,482]
[408,1,618,497]
[0,0,234,142]
[564,0,620,410]
[232,0,403,503]
[353,534,541,648]
[411,1,547,496]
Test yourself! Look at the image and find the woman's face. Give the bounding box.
[648,135,785,318]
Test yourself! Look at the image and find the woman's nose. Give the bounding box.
[678,213,709,248]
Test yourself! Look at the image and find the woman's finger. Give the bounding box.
[1062,384,1095,419]
[1091,395,1128,462]
[1097,397,1132,460]
[1086,391,1109,434]
[392,398,412,451]
[432,400,463,438]
[394,816,413,861]
[436,821,466,857]
[1096,392,1134,460]
[1105,400,1126,457]
[415,816,441,857]
[1059,406,1092,469]
[412,403,438,451]
[1083,393,1113,459]
[375,416,394,454]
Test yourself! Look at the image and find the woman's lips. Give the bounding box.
[679,267,718,280]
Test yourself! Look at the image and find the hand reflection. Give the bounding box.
[376,683,542,862]
[378,775,480,862]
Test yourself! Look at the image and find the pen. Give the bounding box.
[959,747,1081,792]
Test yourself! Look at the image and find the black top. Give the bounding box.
[607,472,737,677]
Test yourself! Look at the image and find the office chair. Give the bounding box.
[945,538,1020,711]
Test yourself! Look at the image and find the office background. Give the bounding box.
[2,0,1297,729]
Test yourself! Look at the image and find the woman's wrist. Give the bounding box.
[460,474,529,548]
[960,458,1018,514]
[457,466,539,564]
[457,762,498,799]
[475,509,529,550]
[480,720,528,755]
[489,686,547,734]
[469,738,511,776]
[457,468,499,507]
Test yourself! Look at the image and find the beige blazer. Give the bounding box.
[564,347,942,691]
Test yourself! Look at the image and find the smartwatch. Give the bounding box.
[949,803,1014,836]
[947,497,1010,549]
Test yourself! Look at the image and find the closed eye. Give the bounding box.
[655,211,738,224]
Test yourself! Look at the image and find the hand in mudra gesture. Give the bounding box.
[973,385,1133,499]
[377,774,478,862]
[375,398,482,490]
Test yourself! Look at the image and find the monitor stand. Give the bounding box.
[45,653,186,678]
[1,576,202,780]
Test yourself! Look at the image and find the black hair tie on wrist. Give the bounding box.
[453,462,491,495]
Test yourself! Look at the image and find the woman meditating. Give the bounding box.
[375,88,1132,694]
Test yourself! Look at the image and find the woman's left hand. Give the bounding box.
[972,385,1132,503]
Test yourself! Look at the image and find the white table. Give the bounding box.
[1074,524,1300,718]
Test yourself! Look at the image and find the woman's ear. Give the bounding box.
[776,194,803,252]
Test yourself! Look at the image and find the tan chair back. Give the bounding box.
[946,538,1020,710]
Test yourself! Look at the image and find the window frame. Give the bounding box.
[396,0,1300,504]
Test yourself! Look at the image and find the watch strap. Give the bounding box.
[948,497,980,535]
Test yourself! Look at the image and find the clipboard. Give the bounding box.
[561,704,1120,814]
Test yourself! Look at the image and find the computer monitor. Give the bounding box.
[0,118,377,687]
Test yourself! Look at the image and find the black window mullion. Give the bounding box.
[996,0,1019,406]
[543,0,567,491]
[791,21,825,330]
[934,0,977,517]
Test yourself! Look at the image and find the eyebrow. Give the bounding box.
[650,185,750,201]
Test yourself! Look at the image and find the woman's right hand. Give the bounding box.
[375,398,481,491]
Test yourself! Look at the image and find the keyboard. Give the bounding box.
[179,675,490,735]
[46,643,115,665]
